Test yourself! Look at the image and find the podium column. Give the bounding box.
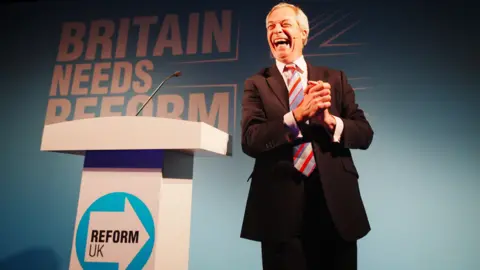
[68,149,194,270]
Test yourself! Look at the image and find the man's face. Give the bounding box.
[266,7,307,63]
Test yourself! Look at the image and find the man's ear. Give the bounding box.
[301,29,308,45]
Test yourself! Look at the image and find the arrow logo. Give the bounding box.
[84,197,150,269]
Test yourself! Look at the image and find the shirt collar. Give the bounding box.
[275,55,307,74]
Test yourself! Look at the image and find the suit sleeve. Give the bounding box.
[241,78,291,158]
[337,70,374,150]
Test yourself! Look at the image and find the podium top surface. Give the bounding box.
[40,116,230,156]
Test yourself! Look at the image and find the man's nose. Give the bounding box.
[273,24,283,33]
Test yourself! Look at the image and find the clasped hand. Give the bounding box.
[292,80,332,123]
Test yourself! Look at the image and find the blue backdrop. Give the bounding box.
[1,1,479,269]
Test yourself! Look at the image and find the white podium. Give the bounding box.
[40,116,230,270]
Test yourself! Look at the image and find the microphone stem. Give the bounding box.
[135,74,174,116]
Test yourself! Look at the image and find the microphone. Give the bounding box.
[135,71,182,116]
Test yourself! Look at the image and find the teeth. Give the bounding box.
[273,38,290,48]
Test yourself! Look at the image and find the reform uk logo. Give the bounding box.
[75,192,155,269]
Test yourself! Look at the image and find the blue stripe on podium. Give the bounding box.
[83,150,164,169]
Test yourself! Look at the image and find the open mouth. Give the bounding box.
[272,37,291,49]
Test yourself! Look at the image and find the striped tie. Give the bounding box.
[285,64,316,176]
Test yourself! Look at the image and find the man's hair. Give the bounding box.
[265,2,310,46]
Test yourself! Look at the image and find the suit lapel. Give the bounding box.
[306,61,316,81]
[266,64,289,112]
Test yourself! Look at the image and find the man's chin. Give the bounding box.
[273,52,292,62]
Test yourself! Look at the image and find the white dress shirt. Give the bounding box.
[278,55,344,143]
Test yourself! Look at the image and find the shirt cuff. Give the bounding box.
[284,112,303,139]
[332,116,344,143]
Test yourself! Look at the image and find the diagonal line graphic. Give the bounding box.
[308,12,351,42]
[309,13,328,31]
[320,20,364,47]
[309,10,341,31]
[309,14,323,25]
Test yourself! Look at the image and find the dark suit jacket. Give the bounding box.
[240,61,374,243]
